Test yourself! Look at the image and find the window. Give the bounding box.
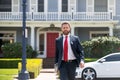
[105,54,120,61]
[62,0,68,12]
[94,0,108,12]
[90,31,109,39]
[39,33,44,54]
[0,31,16,55]
[0,31,16,45]
[0,0,11,12]
[38,0,44,12]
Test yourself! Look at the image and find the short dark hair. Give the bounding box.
[61,22,71,28]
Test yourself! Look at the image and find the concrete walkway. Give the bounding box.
[15,69,59,80]
[35,69,59,80]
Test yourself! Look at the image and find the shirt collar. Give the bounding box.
[63,33,70,38]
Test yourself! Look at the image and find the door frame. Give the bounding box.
[37,31,47,58]
[37,31,61,58]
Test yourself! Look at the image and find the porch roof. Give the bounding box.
[0,21,118,28]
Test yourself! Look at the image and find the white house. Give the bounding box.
[0,0,120,58]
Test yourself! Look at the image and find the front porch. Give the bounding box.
[0,11,119,58]
[0,21,118,51]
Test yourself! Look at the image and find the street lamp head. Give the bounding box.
[71,8,74,12]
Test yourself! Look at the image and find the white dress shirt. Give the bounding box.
[62,34,76,60]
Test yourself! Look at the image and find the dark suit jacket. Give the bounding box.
[55,35,84,69]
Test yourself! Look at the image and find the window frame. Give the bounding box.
[38,0,44,12]
[62,0,68,12]
[90,31,109,39]
[0,31,16,43]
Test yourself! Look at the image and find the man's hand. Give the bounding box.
[80,62,84,68]
[54,63,58,73]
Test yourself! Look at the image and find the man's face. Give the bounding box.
[61,24,71,35]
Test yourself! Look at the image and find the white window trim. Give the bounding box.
[58,0,61,12]
[12,0,20,12]
[115,0,116,15]
[44,0,47,12]
[29,0,31,12]
[108,0,116,16]
[90,31,109,39]
[68,0,70,12]
[86,0,94,12]
[36,0,38,12]
[30,0,38,12]
[0,31,16,42]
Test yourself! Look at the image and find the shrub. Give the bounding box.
[82,37,120,58]
[18,59,43,78]
[1,42,34,58]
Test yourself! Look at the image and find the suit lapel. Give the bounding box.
[60,36,63,52]
[70,35,74,51]
[70,35,73,46]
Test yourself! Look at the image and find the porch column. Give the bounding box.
[30,26,35,50]
[109,26,113,36]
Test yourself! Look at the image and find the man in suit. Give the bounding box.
[55,22,84,80]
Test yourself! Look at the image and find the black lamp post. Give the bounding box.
[18,0,29,80]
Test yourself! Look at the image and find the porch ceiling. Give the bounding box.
[0,21,119,27]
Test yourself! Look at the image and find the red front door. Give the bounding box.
[47,33,59,58]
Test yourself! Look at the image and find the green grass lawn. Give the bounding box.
[0,69,18,80]
[0,58,97,80]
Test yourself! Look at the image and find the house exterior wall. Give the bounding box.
[48,0,58,12]
[20,0,30,12]
[76,0,86,12]
[116,0,120,15]
[114,28,120,38]
[0,27,31,44]
[75,27,109,41]
[0,27,21,42]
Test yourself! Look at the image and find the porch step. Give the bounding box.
[42,58,55,68]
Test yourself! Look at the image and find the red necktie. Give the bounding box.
[64,36,68,61]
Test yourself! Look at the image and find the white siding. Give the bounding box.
[30,0,37,12]
[86,0,94,12]
[108,0,116,15]
[69,0,76,12]
[12,0,19,12]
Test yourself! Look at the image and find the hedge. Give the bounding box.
[0,58,43,79]
[82,37,120,58]
[0,59,42,68]
[18,59,43,78]
[1,42,36,58]
[0,59,21,68]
